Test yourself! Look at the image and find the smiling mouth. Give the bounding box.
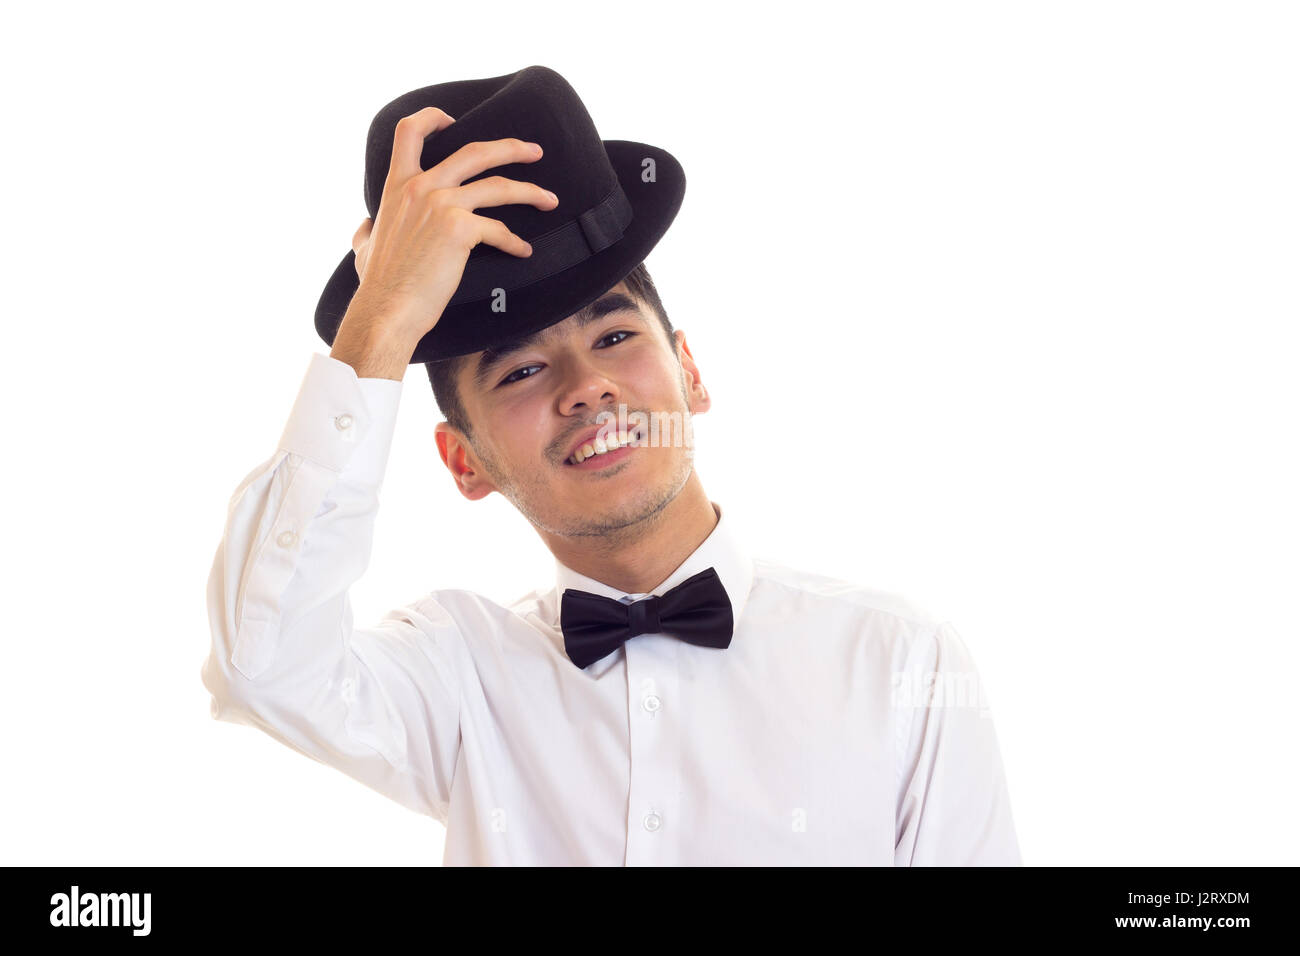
[564,426,646,466]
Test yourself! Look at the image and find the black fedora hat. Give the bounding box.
[314,65,686,365]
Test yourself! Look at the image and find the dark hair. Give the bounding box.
[424,261,674,439]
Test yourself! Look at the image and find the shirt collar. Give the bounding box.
[552,500,755,627]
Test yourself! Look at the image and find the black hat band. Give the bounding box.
[447,182,633,307]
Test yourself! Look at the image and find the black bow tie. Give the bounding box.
[559,567,734,669]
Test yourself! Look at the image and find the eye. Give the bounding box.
[598,329,636,347]
[496,331,635,387]
[499,364,542,386]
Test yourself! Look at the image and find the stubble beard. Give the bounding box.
[476,380,696,542]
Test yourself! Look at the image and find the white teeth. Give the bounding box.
[568,429,639,464]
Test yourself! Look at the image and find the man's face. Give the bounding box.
[434,281,711,538]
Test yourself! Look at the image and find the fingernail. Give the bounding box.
[545,190,558,202]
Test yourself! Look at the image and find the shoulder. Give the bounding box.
[746,560,991,692]
[748,555,946,636]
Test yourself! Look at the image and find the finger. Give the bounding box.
[388,107,456,184]
[473,214,533,258]
[452,176,558,212]
[351,218,373,255]
[426,138,542,189]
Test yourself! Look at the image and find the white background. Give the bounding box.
[2,0,1296,865]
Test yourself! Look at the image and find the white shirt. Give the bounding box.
[202,352,1023,866]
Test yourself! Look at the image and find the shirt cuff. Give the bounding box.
[276,352,404,487]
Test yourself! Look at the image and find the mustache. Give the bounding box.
[552,411,653,459]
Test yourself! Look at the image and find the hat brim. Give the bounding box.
[313,139,685,365]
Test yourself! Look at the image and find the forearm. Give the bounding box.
[204,353,402,685]
[329,297,424,381]
[201,353,462,820]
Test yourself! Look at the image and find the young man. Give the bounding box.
[202,67,1022,866]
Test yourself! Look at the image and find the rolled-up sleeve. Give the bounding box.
[893,620,1022,865]
[202,352,462,823]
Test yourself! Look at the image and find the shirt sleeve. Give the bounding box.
[201,351,463,824]
[893,620,1022,865]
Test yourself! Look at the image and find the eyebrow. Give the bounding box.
[471,292,644,391]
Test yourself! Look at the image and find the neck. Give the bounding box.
[541,472,718,594]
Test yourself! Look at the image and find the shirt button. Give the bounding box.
[642,694,661,714]
[642,812,662,832]
[276,530,298,548]
[334,414,354,431]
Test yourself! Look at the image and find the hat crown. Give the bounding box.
[363,65,617,254]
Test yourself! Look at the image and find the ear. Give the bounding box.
[434,422,496,501]
[674,330,711,415]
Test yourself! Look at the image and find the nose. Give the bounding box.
[556,353,620,417]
